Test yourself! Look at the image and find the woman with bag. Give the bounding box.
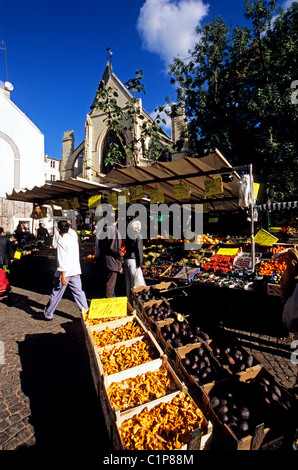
[124,220,146,302]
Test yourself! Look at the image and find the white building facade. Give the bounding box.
[0,82,45,233]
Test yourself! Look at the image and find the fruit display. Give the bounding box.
[144,301,175,322]
[257,253,287,276]
[107,368,173,412]
[180,344,227,385]
[133,283,176,304]
[91,320,144,348]
[202,254,236,274]
[209,382,255,439]
[141,264,171,279]
[248,372,293,423]
[119,391,209,450]
[159,320,209,349]
[209,338,256,374]
[99,339,158,375]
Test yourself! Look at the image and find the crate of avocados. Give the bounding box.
[112,389,213,450]
[199,373,266,450]
[174,342,232,397]
[141,299,177,331]
[237,365,297,450]
[156,316,211,360]
[208,335,261,377]
[132,282,177,313]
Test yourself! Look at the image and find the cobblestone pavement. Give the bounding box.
[0,259,297,451]
[0,286,113,451]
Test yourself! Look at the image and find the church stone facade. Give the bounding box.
[60,59,190,182]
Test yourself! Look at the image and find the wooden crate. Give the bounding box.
[101,356,187,427]
[141,298,177,331]
[174,342,231,393]
[199,365,295,450]
[267,283,281,296]
[96,331,165,378]
[112,389,213,450]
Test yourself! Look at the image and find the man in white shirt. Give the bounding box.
[42,219,88,321]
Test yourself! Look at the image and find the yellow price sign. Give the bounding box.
[204,177,223,196]
[14,248,22,260]
[129,185,144,201]
[254,228,278,246]
[88,297,128,319]
[150,187,164,204]
[107,192,118,208]
[88,194,101,208]
[174,182,190,200]
[119,190,130,203]
[216,247,239,256]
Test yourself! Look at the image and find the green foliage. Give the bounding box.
[169,0,298,201]
[94,70,173,167]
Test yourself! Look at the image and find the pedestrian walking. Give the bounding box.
[0,227,14,268]
[123,220,145,302]
[42,219,89,321]
[96,209,123,298]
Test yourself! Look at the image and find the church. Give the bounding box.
[60,56,189,183]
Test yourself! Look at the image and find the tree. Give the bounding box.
[169,0,298,201]
[94,70,173,168]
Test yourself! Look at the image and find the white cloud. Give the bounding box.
[137,0,209,65]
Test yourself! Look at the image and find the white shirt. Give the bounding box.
[56,232,81,277]
[52,227,78,248]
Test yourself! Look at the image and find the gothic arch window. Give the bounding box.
[101,130,126,174]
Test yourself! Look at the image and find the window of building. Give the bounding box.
[50,161,55,168]
[50,175,56,182]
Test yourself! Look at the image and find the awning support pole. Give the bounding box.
[249,164,256,273]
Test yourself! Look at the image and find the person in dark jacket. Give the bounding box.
[0,227,14,268]
[123,220,145,302]
[96,211,123,298]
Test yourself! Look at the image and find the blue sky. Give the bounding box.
[0,0,294,160]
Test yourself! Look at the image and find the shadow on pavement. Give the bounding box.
[17,320,112,451]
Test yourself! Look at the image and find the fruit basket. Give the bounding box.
[142,299,177,330]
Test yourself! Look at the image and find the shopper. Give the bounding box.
[42,219,89,321]
[123,220,145,302]
[0,227,14,268]
[96,210,123,298]
[37,222,50,240]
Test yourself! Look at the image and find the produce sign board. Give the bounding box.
[204,177,223,196]
[216,247,240,256]
[88,297,127,319]
[254,229,278,246]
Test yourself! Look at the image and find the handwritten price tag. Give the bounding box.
[174,182,190,200]
[254,229,278,246]
[88,297,128,319]
[129,185,144,201]
[204,177,223,196]
[150,187,164,204]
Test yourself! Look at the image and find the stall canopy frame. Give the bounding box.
[5,149,256,271]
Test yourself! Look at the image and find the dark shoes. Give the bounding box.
[33,312,53,321]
